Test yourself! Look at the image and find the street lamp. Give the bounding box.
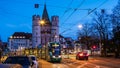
[40,20,45,26]
[78,24,83,29]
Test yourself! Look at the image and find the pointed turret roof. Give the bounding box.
[42,4,51,25]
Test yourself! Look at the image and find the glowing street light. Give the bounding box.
[78,24,83,29]
[39,20,45,25]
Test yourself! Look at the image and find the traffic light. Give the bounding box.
[92,45,97,49]
[93,45,96,49]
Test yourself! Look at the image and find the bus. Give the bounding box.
[45,42,62,62]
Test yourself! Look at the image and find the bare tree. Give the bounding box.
[92,9,111,56]
[77,23,94,50]
[111,0,120,58]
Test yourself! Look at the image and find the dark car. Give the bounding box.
[0,64,22,68]
[3,56,34,68]
[76,51,89,60]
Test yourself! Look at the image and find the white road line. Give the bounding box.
[52,64,69,68]
[94,66,100,68]
[77,62,88,68]
[68,61,82,65]
[62,64,69,68]
[88,62,109,68]
[68,61,76,65]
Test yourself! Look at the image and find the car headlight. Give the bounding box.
[29,66,32,68]
[58,55,61,58]
[53,56,55,58]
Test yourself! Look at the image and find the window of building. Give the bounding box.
[17,36,19,38]
[14,36,16,38]
[20,36,22,38]
[23,36,25,38]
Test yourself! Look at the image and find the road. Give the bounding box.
[38,55,120,68]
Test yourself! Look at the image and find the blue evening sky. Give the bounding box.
[0,0,118,42]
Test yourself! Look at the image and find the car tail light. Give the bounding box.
[79,53,83,56]
[86,54,89,56]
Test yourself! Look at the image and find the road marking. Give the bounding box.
[94,66,100,68]
[68,61,82,65]
[77,62,88,68]
[52,64,69,68]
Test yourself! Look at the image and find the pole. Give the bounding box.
[67,44,69,59]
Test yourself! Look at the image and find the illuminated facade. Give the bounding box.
[8,32,32,51]
[32,4,59,47]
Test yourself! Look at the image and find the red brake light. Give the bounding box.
[79,53,83,56]
[86,54,89,56]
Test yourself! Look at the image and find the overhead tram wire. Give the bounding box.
[60,0,108,35]
[1,0,109,37]
[88,0,108,14]
[60,0,107,34]
[60,0,86,28]
[60,0,74,19]
[13,0,75,10]
[8,0,90,11]
[0,0,95,21]
[59,0,74,30]
[6,0,89,10]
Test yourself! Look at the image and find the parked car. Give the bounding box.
[76,51,89,60]
[29,55,39,68]
[3,56,35,68]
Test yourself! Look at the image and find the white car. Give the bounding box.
[29,55,39,68]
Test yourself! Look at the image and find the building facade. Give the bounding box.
[32,15,41,47]
[8,32,32,51]
[32,4,59,47]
